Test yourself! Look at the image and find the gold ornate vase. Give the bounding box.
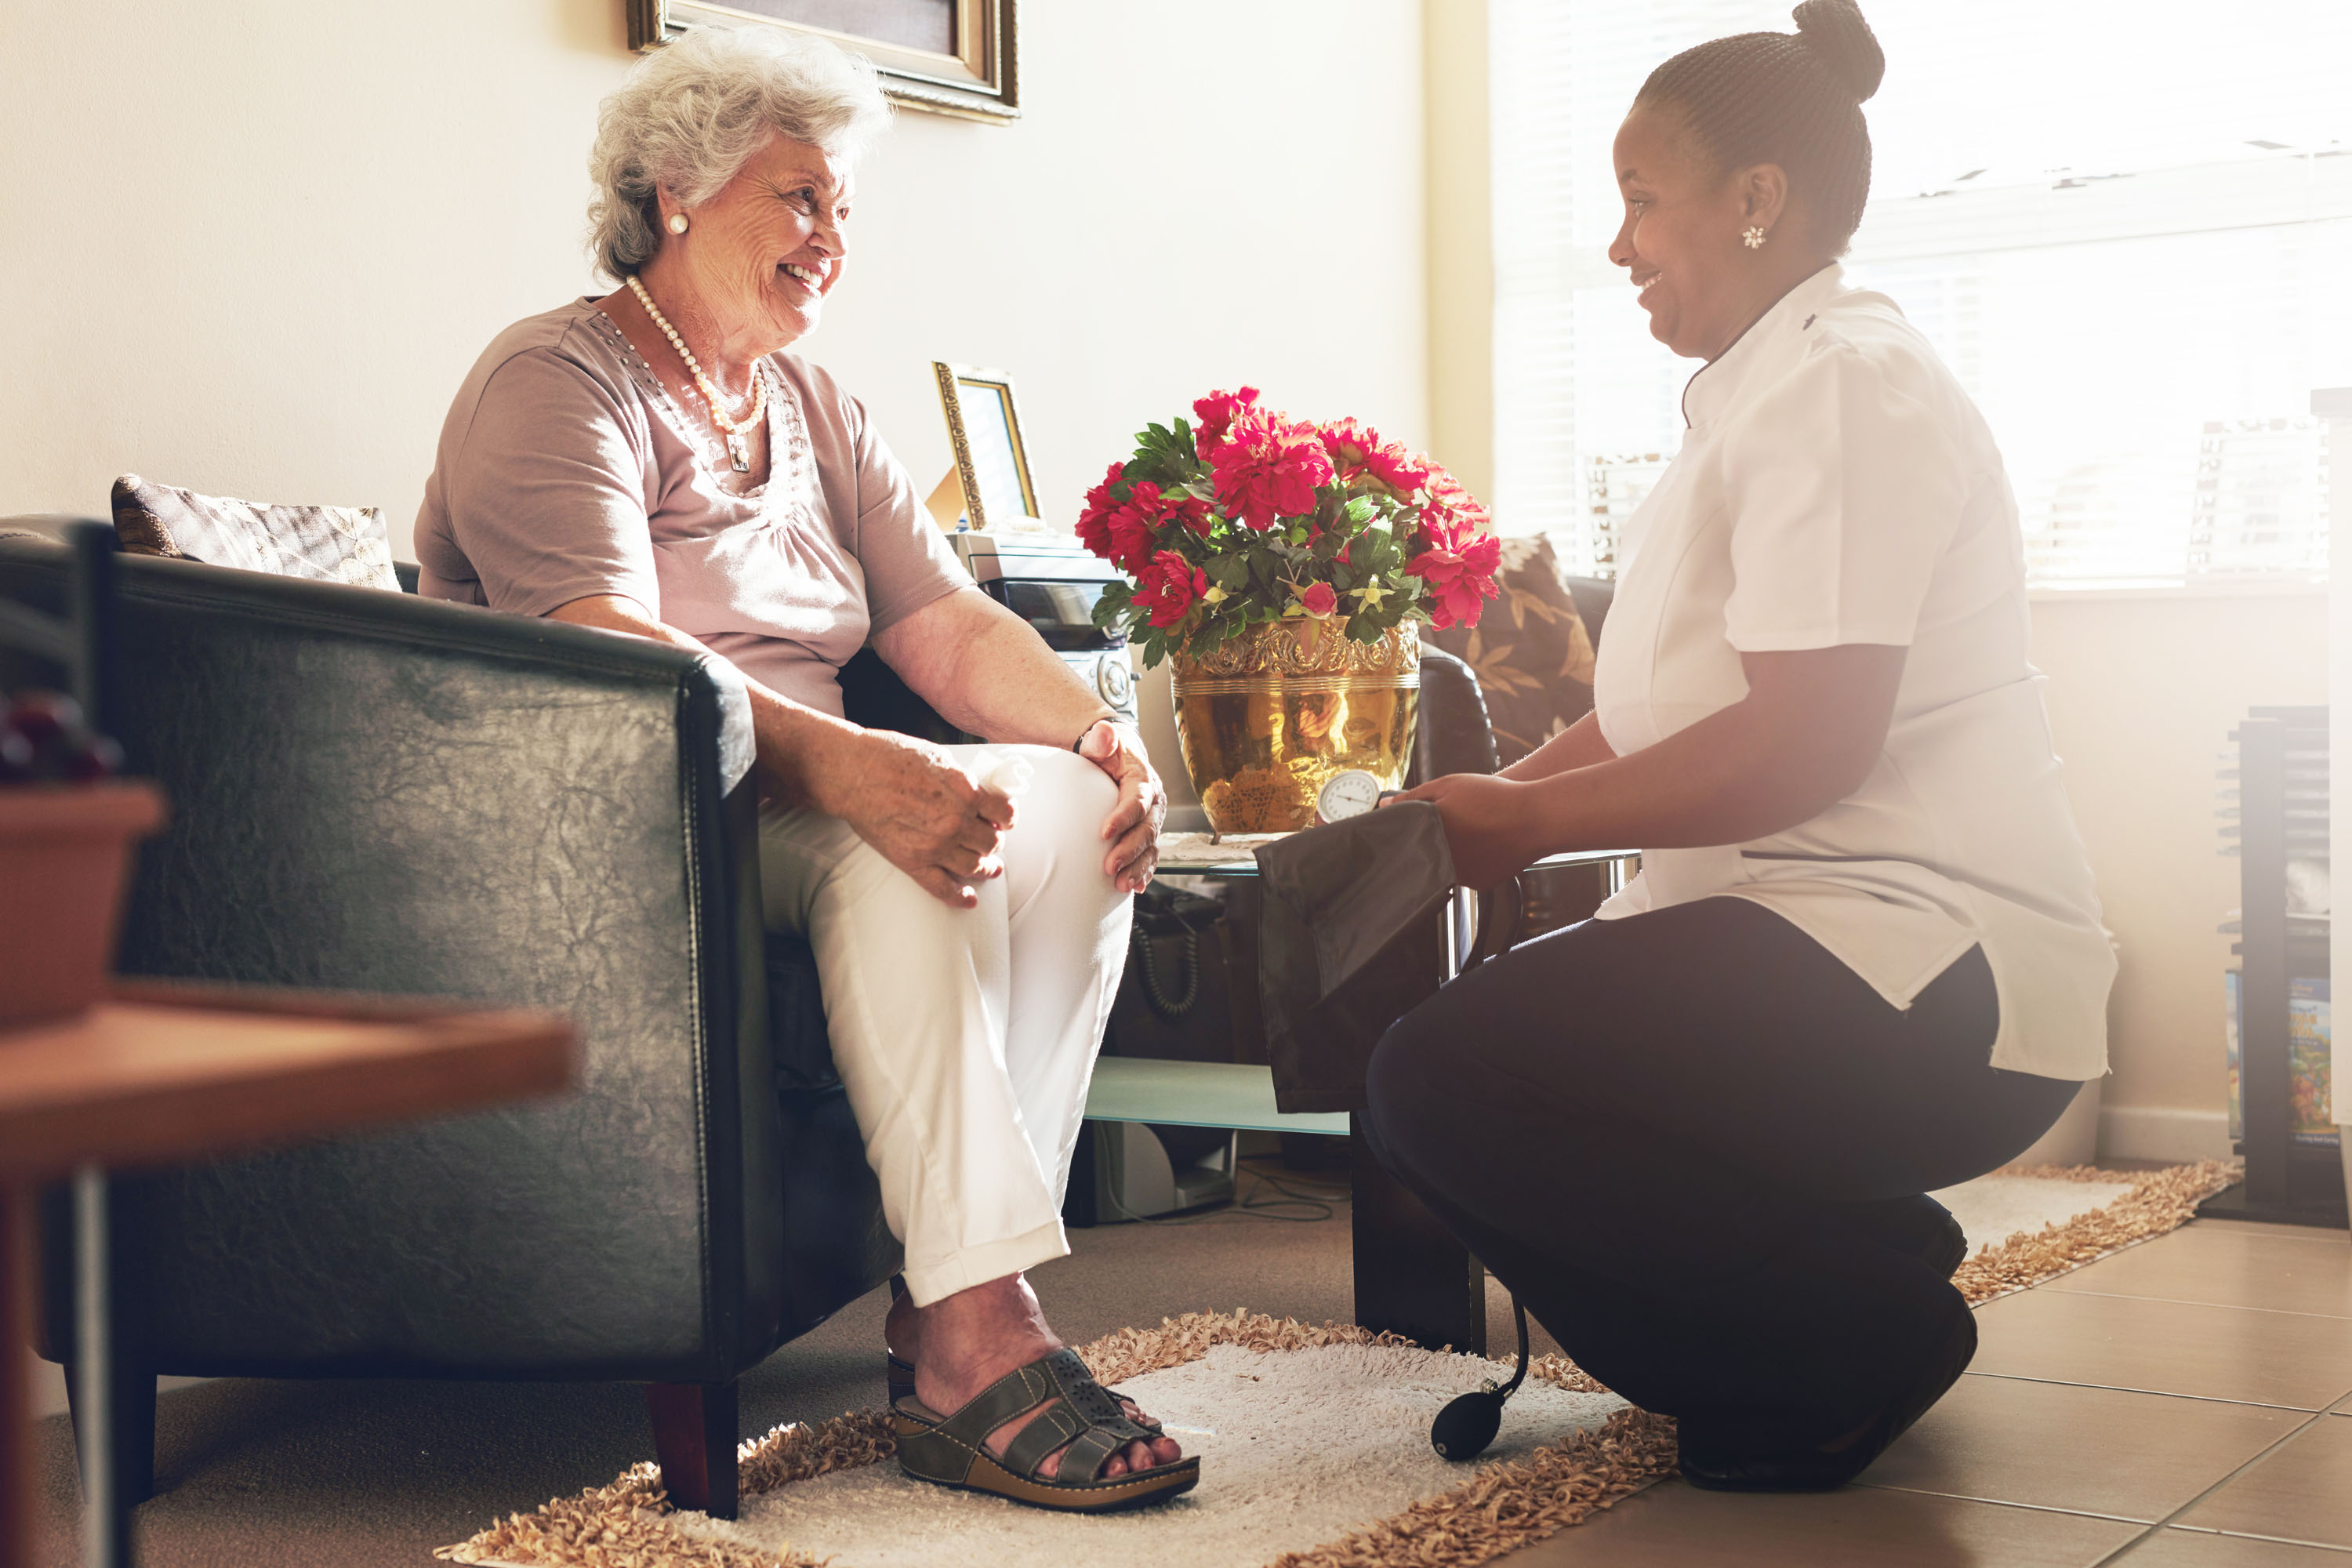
[1171,620,1421,833]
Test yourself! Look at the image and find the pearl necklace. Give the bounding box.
[626,274,768,473]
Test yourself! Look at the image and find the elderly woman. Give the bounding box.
[1366,0,2111,1494]
[414,27,1193,1512]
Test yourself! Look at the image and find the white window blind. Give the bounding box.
[1489,0,2352,585]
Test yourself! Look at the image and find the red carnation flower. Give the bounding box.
[1365,441,1436,498]
[1403,515,1502,630]
[1421,469,1493,535]
[1192,387,1262,454]
[1075,462,1130,564]
[1133,550,1209,629]
[1102,507,1160,575]
[1208,416,1335,531]
[1164,492,1214,537]
[1317,417,1384,477]
[1129,481,1214,540]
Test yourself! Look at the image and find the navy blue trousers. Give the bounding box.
[1362,896,2077,1448]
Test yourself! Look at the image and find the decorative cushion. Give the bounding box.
[111,474,398,591]
[1425,535,1599,767]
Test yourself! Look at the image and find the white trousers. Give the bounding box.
[759,745,1132,1308]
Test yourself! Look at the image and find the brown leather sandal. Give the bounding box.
[891,1348,1199,1512]
[888,1351,1163,1433]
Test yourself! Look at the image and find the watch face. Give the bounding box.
[1316,768,1384,823]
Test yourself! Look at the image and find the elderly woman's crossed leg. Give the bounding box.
[762,745,1184,1486]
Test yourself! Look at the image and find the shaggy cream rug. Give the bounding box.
[440,1160,2234,1568]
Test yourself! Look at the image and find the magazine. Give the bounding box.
[2224,971,2336,1147]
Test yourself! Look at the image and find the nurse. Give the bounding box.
[1362,0,2113,1491]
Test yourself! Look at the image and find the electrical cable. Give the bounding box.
[1130,925,1200,1017]
[1115,1160,1348,1226]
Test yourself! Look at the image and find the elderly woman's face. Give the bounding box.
[1608,103,1769,361]
[670,135,853,350]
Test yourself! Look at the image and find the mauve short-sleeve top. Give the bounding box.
[414,298,969,717]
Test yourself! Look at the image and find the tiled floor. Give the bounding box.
[24,1174,2350,1566]
[1502,1216,2352,1566]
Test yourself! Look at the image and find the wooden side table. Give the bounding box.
[0,982,573,1568]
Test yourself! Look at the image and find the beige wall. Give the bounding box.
[1421,0,1494,505]
[2031,590,2328,1156]
[0,0,1428,555]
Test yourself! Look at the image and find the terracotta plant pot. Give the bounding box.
[0,780,168,1029]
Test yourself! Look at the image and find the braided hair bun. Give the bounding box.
[1791,0,1885,103]
[1634,1,1883,252]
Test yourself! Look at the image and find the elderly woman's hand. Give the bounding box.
[817,729,1017,909]
[1077,720,1164,895]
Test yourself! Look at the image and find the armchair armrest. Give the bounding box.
[1409,648,1501,784]
[1,535,786,1381]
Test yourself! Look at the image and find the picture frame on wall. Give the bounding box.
[928,361,1044,533]
[627,0,1018,123]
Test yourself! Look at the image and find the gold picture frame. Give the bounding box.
[627,0,1018,124]
[929,361,1042,532]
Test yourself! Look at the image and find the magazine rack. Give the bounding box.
[2199,706,2345,1227]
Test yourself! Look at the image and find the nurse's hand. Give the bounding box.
[1385,772,1535,891]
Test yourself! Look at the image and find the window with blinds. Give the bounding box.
[1489,0,2350,585]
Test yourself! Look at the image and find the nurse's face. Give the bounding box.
[1608,103,1788,361]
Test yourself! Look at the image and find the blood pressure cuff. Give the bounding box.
[1254,802,1456,1114]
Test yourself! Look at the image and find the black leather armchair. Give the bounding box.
[0,531,887,1519]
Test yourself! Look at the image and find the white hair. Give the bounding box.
[587,26,891,281]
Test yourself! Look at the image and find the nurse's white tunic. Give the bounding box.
[1592,263,2113,1081]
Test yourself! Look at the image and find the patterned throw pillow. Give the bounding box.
[111,474,399,592]
[1425,535,1599,767]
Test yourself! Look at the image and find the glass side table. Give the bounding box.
[1090,835,1639,1353]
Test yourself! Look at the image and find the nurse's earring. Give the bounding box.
[1743,226,1768,250]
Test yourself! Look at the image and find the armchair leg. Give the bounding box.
[64,1357,157,1508]
[644,1381,739,1519]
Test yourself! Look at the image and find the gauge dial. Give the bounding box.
[1316,768,1385,824]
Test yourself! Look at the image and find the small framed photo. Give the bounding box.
[932,361,1044,532]
[629,0,1018,124]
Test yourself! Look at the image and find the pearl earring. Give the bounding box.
[666,212,690,235]
[1743,226,1767,250]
